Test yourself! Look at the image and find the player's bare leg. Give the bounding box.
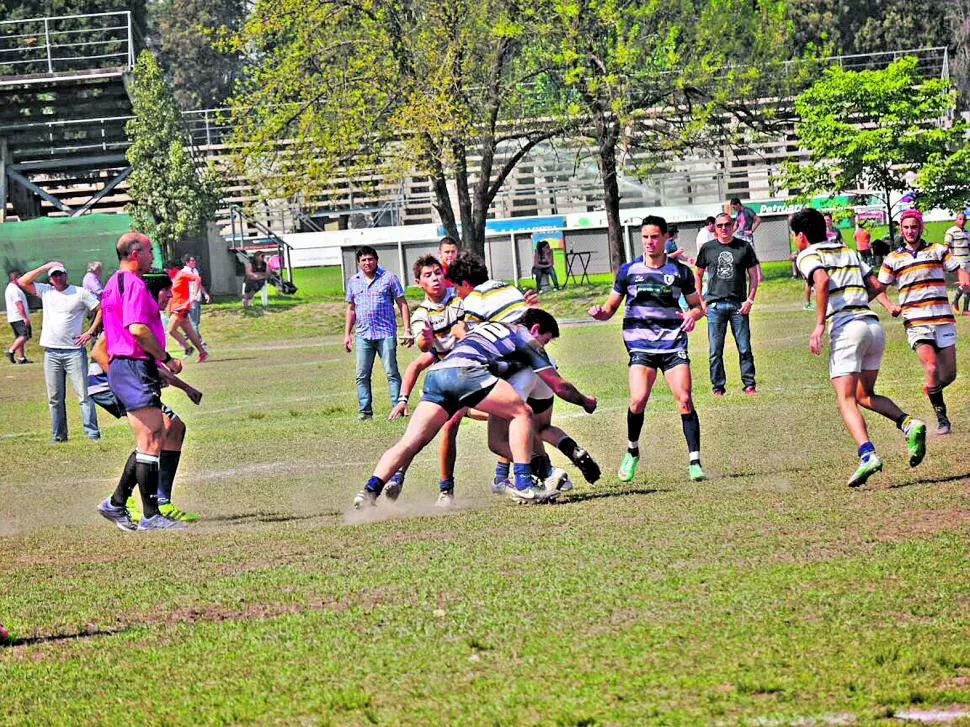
[619,365,656,482]
[663,363,703,481]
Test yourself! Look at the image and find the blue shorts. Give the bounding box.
[629,349,690,372]
[421,366,497,416]
[91,388,176,421]
[108,358,163,412]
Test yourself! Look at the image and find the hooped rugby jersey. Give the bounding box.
[613,255,696,354]
[410,287,464,357]
[796,242,877,331]
[432,321,553,375]
[878,241,960,328]
[944,225,970,262]
[462,280,528,326]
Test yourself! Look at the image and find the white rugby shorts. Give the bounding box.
[829,318,885,378]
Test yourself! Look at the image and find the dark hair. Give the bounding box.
[730,198,741,206]
[536,239,551,252]
[518,308,560,339]
[641,215,668,234]
[444,250,489,287]
[790,208,827,244]
[668,224,679,236]
[143,271,173,301]
[355,246,378,262]
[181,253,196,265]
[412,254,441,280]
[116,232,147,261]
[7,269,21,278]
[438,237,458,250]
[705,216,716,225]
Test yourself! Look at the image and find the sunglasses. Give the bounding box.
[715,222,732,229]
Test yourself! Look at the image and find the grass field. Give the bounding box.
[1,276,968,725]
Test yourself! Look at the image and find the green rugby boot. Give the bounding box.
[160,503,199,522]
[847,453,883,488]
[617,451,639,482]
[126,497,142,524]
[906,419,927,467]
[688,462,705,482]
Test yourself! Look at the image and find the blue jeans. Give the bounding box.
[43,348,100,440]
[706,301,756,391]
[355,336,401,415]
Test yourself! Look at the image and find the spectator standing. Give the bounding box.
[5,270,32,364]
[181,254,211,335]
[344,246,413,420]
[853,221,872,265]
[17,261,101,442]
[730,198,761,246]
[694,212,761,396]
[438,236,459,289]
[695,217,716,253]
[824,213,844,244]
[82,262,104,299]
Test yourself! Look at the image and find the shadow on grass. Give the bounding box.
[200,356,258,363]
[560,487,669,504]
[3,627,126,647]
[205,511,341,523]
[890,471,970,490]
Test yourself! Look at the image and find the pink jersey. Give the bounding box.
[101,270,165,361]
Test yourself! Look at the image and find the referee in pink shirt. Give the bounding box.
[96,233,187,531]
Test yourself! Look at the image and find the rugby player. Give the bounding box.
[944,212,970,314]
[872,209,970,434]
[792,208,926,487]
[96,233,187,531]
[588,215,706,483]
[354,309,597,508]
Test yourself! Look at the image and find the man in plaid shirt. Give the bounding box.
[344,246,413,420]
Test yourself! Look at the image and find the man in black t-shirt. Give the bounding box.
[694,212,762,396]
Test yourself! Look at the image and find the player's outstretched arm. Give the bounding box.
[587,290,623,321]
[389,351,436,420]
[158,366,203,405]
[537,369,597,413]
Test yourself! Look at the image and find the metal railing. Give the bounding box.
[0,11,134,80]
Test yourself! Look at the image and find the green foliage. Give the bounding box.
[780,57,962,234]
[125,50,220,259]
[916,147,970,213]
[148,0,247,109]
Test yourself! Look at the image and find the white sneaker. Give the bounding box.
[544,468,569,492]
[353,489,377,509]
[136,514,187,531]
[435,489,454,508]
[508,480,560,505]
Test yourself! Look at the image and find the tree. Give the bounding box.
[148,0,247,109]
[779,56,960,240]
[548,0,797,270]
[223,0,574,256]
[125,50,220,259]
[916,147,970,213]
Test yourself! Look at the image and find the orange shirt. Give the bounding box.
[169,269,199,312]
[853,227,871,252]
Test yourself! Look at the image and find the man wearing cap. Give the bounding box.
[96,232,187,531]
[872,209,970,434]
[17,261,101,442]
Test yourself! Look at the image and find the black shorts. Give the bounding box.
[91,388,177,421]
[244,279,266,294]
[10,320,31,339]
[629,349,690,372]
[527,396,554,414]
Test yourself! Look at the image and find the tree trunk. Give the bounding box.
[453,141,478,255]
[884,186,895,243]
[430,170,459,244]
[594,109,625,272]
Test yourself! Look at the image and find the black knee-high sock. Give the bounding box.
[556,436,579,459]
[627,409,644,454]
[135,451,161,518]
[681,411,701,462]
[157,450,181,504]
[927,385,946,414]
[110,451,138,508]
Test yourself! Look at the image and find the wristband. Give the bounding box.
[162,352,173,363]
[397,393,409,404]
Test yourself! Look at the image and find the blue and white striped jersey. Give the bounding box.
[613,255,696,354]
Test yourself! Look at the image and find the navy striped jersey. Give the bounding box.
[432,321,553,374]
[796,242,877,331]
[613,255,696,353]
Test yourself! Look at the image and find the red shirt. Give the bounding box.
[169,269,199,312]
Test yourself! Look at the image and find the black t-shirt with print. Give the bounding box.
[696,238,760,303]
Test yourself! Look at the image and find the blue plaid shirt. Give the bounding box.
[345,266,405,340]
